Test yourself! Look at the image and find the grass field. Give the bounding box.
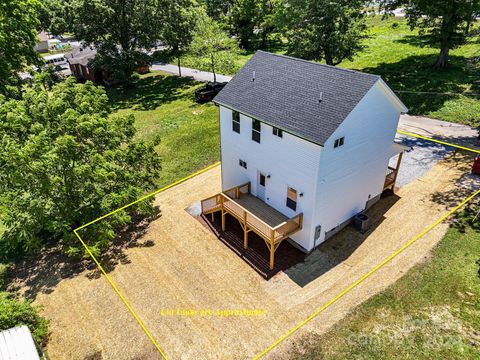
[107,71,220,187]
[290,224,480,360]
[180,16,480,126]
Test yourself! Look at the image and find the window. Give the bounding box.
[273,127,283,138]
[232,111,240,133]
[252,119,261,143]
[239,159,247,169]
[286,187,297,211]
[259,173,265,186]
[334,136,345,148]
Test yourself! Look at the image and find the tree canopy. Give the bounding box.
[227,0,279,49]
[280,0,367,66]
[189,11,239,82]
[0,78,161,259]
[0,0,41,96]
[69,0,164,84]
[160,0,198,76]
[380,0,480,68]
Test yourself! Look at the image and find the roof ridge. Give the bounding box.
[255,50,380,80]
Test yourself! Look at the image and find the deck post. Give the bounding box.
[220,195,226,231]
[269,229,275,270]
[243,211,248,249]
[392,151,403,190]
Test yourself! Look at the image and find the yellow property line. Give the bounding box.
[74,229,169,359]
[253,131,480,359]
[73,161,220,360]
[398,130,480,154]
[72,131,479,360]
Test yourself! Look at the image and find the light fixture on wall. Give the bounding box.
[266,174,271,179]
[299,192,304,197]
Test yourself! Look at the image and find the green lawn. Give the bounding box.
[290,224,480,360]
[107,71,220,187]
[179,16,480,126]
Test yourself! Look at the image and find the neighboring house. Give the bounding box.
[66,45,150,84]
[34,31,49,53]
[201,51,408,270]
[65,46,105,83]
[0,326,45,359]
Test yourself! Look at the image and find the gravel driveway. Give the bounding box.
[392,134,453,188]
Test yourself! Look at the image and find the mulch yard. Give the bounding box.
[9,153,479,360]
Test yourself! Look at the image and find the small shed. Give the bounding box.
[0,326,43,360]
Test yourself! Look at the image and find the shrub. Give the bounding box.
[0,263,9,290]
[0,292,48,345]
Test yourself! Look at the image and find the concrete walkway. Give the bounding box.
[151,63,479,148]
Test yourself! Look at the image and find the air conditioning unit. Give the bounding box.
[354,213,370,233]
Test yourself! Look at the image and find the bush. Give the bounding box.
[0,263,9,290]
[391,21,399,29]
[0,292,48,345]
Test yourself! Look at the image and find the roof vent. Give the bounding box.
[318,92,323,103]
[252,71,255,82]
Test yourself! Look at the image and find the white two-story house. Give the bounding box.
[201,51,408,270]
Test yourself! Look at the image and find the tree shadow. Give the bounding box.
[107,72,200,112]
[361,54,480,116]
[394,34,436,48]
[430,152,480,210]
[7,208,161,301]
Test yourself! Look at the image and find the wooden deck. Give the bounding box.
[232,194,288,227]
[201,182,303,270]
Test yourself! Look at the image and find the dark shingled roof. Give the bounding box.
[213,50,381,146]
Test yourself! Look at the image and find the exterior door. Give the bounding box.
[257,171,266,201]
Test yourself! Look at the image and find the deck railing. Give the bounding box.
[201,182,303,244]
[200,182,303,270]
[384,166,398,190]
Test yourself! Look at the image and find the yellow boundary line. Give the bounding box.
[72,133,479,360]
[398,130,480,154]
[73,162,220,360]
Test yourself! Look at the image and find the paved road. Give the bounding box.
[151,63,479,148]
[151,62,232,83]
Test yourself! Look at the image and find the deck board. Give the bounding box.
[234,194,288,227]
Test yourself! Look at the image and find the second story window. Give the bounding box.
[334,136,345,148]
[232,111,240,133]
[273,127,283,138]
[252,119,261,143]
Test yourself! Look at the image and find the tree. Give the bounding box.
[203,0,231,19]
[227,0,279,49]
[380,0,480,69]
[37,0,74,36]
[228,0,259,49]
[160,0,197,76]
[0,0,41,96]
[0,292,48,345]
[189,12,239,82]
[70,0,163,84]
[0,78,161,259]
[280,0,367,66]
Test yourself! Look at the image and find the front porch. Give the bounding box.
[201,182,303,270]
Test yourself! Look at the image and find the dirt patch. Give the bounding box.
[13,154,479,360]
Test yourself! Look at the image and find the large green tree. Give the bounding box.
[70,0,163,84]
[0,0,41,96]
[280,0,367,66]
[0,78,161,259]
[189,11,239,82]
[160,0,198,76]
[228,0,278,49]
[380,0,480,68]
